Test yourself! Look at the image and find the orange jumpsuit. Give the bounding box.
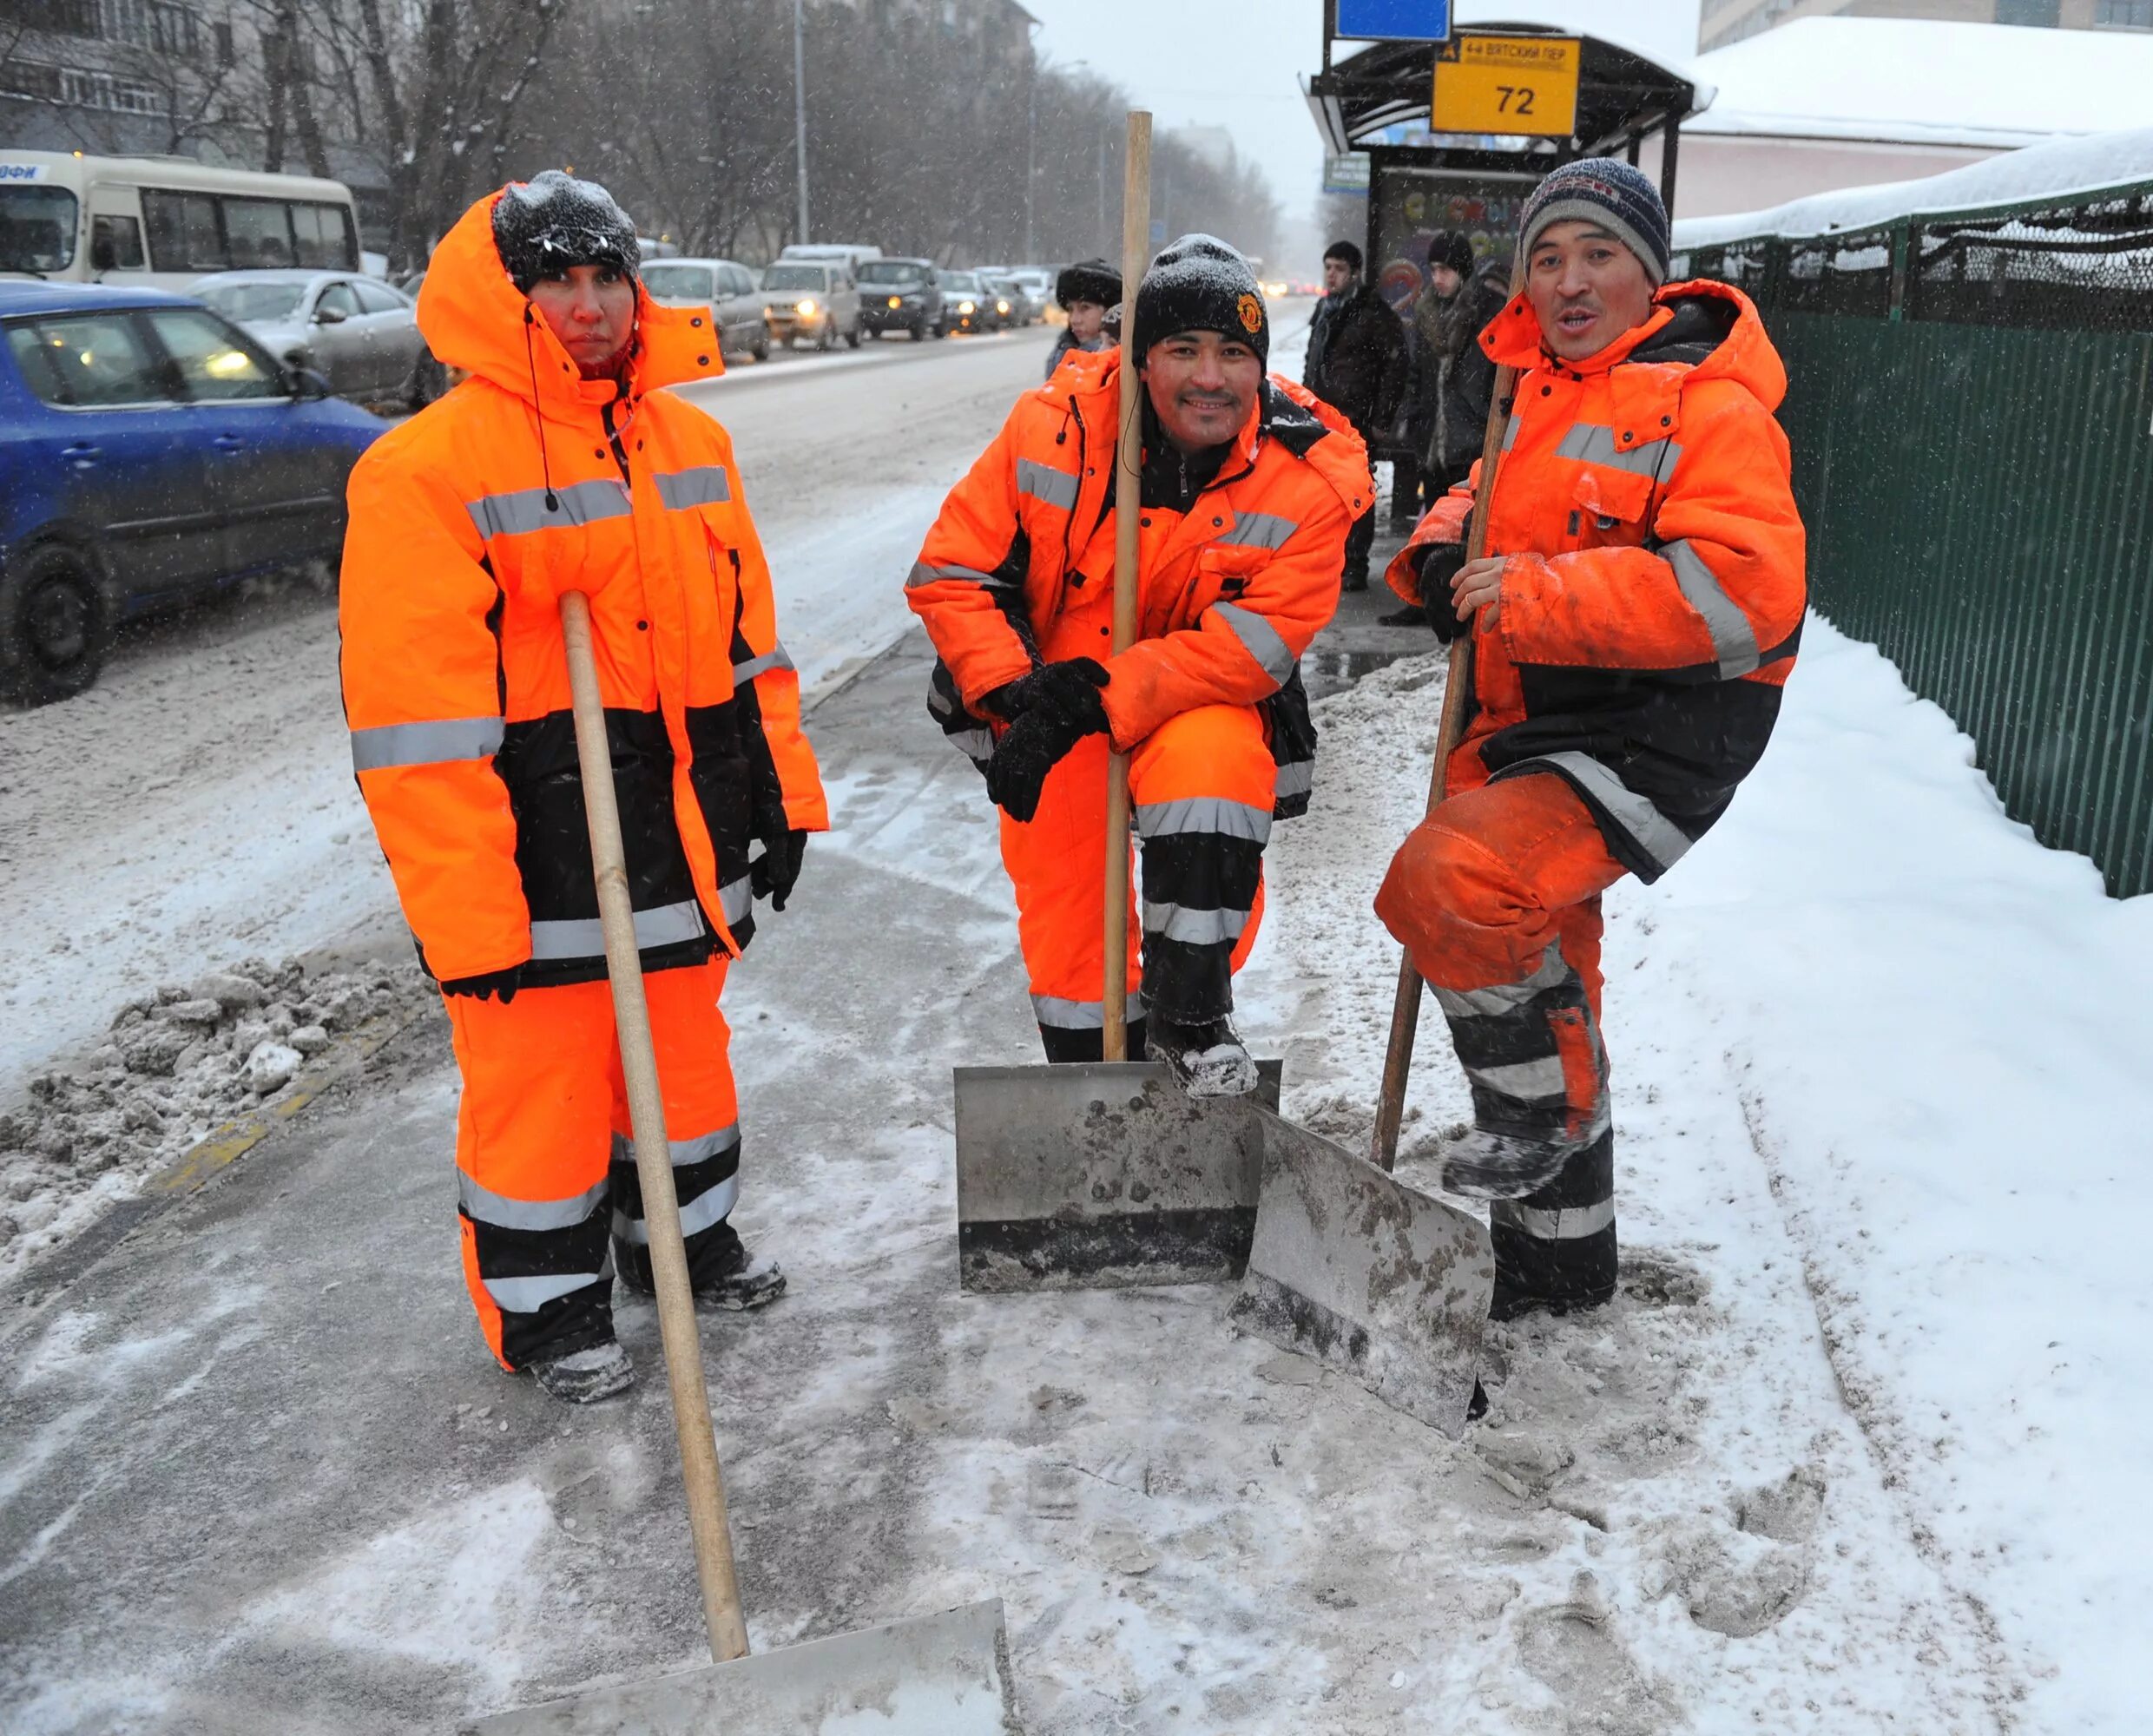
[910,352,1368,1054]
[1379,280,1806,1308]
[340,190,825,1369]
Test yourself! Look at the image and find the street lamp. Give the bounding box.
[793,0,810,244]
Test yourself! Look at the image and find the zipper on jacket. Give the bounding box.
[600,402,633,490]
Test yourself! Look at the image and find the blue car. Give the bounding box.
[0,280,382,703]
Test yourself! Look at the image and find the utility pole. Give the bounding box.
[1024,70,1037,263]
[793,0,810,244]
[1096,122,1108,254]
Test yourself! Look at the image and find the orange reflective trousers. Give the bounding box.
[444,957,740,1371]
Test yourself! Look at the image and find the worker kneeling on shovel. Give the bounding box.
[339,174,826,1403]
[912,236,1371,1095]
[1378,161,1806,1318]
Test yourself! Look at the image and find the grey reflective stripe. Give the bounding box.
[467,478,630,538]
[1662,539,1761,679]
[1142,901,1248,946]
[528,898,706,961]
[1491,1196,1616,1240]
[1030,991,1146,1029]
[733,643,796,683]
[459,1173,606,1233]
[1502,417,1522,453]
[1220,510,1298,551]
[906,560,1016,592]
[1274,759,1314,799]
[611,1173,740,1246]
[1016,458,1079,510]
[1431,944,1571,1020]
[655,465,732,510]
[1468,1055,1568,1101]
[1134,797,1272,843]
[1555,422,1682,479]
[350,715,503,773]
[719,876,753,925]
[950,727,993,767]
[614,1123,743,1167]
[1520,752,1694,873]
[484,1271,606,1313]
[1209,602,1295,684]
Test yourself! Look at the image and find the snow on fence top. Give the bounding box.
[1686,17,2153,150]
[1672,128,2153,251]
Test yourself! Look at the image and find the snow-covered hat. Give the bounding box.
[1132,233,1268,366]
[1519,158,1670,287]
[491,170,640,293]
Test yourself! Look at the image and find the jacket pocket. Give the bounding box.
[1568,465,1653,538]
[1186,545,1274,623]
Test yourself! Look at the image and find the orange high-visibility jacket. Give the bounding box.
[1386,279,1806,882]
[339,191,825,987]
[909,349,1370,809]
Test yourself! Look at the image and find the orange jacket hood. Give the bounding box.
[1479,278,1786,412]
[415,189,723,415]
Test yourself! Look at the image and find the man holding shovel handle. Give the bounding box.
[1378,161,1807,1320]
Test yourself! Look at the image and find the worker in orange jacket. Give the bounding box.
[339,174,826,1402]
[1377,160,1806,1319]
[912,235,1371,1095]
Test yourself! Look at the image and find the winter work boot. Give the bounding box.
[530,1339,634,1404]
[615,1217,787,1311]
[1148,1014,1259,1099]
[698,1246,787,1312]
[1440,1126,1577,1201]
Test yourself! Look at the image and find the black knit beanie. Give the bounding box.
[1323,238,1363,276]
[1426,230,1475,278]
[492,170,641,293]
[1056,258,1121,309]
[1132,233,1268,366]
[1518,158,1670,287]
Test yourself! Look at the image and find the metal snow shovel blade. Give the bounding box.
[468,589,1015,1734]
[954,1058,1281,1291]
[1229,1110,1492,1437]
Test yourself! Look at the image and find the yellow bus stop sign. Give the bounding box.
[1432,35,1580,138]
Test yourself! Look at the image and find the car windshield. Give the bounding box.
[761,265,826,291]
[942,273,980,293]
[0,186,79,273]
[641,263,714,300]
[197,282,306,323]
[858,262,928,286]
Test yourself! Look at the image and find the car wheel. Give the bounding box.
[754,331,771,361]
[817,321,835,352]
[783,332,797,350]
[0,543,108,706]
[912,319,927,341]
[844,322,861,349]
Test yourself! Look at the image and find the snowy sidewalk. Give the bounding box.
[3,615,2140,1733]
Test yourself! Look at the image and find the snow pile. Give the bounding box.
[1673,126,2153,249]
[0,954,430,1278]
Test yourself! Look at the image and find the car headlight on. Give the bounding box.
[796,298,818,316]
[996,299,1011,315]
[958,299,975,314]
[887,296,902,309]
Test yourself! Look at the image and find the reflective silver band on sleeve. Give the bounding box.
[733,643,797,682]
[1662,539,1762,679]
[458,1174,607,1233]
[1219,510,1298,550]
[1556,422,1682,479]
[1141,901,1249,946]
[949,727,994,768]
[527,898,706,961]
[1467,1055,1569,1101]
[1209,602,1296,684]
[1430,944,1572,1020]
[466,477,631,538]
[1016,458,1080,510]
[350,715,504,773]
[1518,751,1694,874]
[655,465,733,510]
[484,1271,607,1312]
[1030,991,1147,1029]
[612,1173,739,1246]
[906,560,1017,592]
[1274,759,1314,800]
[1134,796,1273,844]
[719,875,754,925]
[1490,1196,1616,1240]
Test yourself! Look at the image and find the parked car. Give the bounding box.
[192,269,431,407]
[779,241,883,272]
[982,273,1032,328]
[0,282,380,703]
[937,271,995,335]
[855,257,945,341]
[759,260,861,350]
[639,257,771,360]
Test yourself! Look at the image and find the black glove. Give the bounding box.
[1414,541,1473,643]
[986,681,1110,823]
[439,963,524,1005]
[750,829,808,911]
[981,657,1109,724]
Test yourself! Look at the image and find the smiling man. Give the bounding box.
[910,234,1371,1095]
[1376,159,1807,1319]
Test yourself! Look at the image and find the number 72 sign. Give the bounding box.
[1432,35,1580,138]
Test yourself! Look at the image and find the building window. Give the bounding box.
[2095,0,2153,24]
[1995,0,2059,24]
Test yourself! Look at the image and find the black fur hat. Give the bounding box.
[1055,258,1121,309]
[492,170,640,293]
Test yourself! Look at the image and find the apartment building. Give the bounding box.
[1702,0,2152,51]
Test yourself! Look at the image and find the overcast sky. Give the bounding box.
[1019,0,1704,261]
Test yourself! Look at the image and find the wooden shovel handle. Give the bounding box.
[561,589,749,1663]
[1369,270,1524,1173]
[1102,109,1151,1064]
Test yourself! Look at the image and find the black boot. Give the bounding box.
[616,1220,787,1311]
[1440,1126,1577,1200]
[530,1339,634,1403]
[1146,1013,1257,1098]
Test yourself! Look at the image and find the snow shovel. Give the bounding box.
[952,111,1281,1295]
[1228,299,1529,1437]
[468,590,1016,1733]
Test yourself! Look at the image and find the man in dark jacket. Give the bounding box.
[1304,238,1406,589]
